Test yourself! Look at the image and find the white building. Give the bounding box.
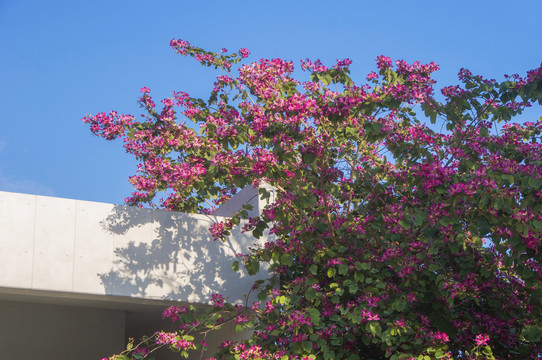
[0,188,269,359]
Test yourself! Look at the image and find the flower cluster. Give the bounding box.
[156,331,196,351]
[85,39,542,360]
[162,305,188,321]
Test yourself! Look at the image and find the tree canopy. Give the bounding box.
[85,39,542,360]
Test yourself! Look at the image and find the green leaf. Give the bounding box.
[246,261,260,275]
[414,212,426,226]
[478,218,491,236]
[208,165,217,176]
[367,322,382,337]
[232,260,239,271]
[399,219,411,229]
[351,313,362,324]
[305,287,317,301]
[354,271,365,282]
[522,325,542,342]
[281,253,294,266]
[529,177,542,189]
[394,300,407,311]
[306,308,321,325]
[241,203,254,210]
[348,283,359,294]
[322,73,333,85]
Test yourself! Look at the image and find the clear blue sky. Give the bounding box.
[1,0,541,205]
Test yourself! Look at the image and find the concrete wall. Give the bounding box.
[0,190,270,359]
[212,183,276,218]
[0,190,266,305]
[0,299,125,360]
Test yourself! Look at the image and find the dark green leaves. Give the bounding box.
[522,325,542,342]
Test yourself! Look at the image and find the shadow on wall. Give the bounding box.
[98,205,258,305]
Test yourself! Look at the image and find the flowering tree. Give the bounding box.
[84,39,542,360]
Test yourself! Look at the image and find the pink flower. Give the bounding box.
[235,314,249,324]
[211,293,225,308]
[161,98,174,107]
[300,58,328,72]
[366,71,378,80]
[170,39,191,55]
[434,331,450,343]
[333,58,353,70]
[140,87,150,93]
[162,305,188,321]
[376,55,392,70]
[239,48,250,58]
[474,333,490,346]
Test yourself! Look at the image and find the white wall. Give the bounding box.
[0,190,267,306]
[0,190,270,359]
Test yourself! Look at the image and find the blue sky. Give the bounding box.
[1,0,541,205]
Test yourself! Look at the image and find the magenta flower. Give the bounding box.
[239,48,250,58]
[211,293,225,308]
[474,334,490,346]
[376,55,392,69]
[84,39,542,360]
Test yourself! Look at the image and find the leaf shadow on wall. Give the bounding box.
[98,205,257,305]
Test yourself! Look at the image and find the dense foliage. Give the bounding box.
[85,39,542,359]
